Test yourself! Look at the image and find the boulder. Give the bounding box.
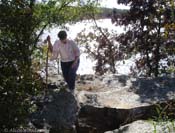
[105,120,175,133]
[30,88,79,133]
[76,75,175,132]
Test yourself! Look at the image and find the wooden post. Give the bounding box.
[44,40,49,97]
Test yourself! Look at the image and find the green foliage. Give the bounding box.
[0,0,42,128]
[34,0,98,28]
[148,101,175,133]
[149,119,175,133]
[0,0,97,129]
[32,43,51,72]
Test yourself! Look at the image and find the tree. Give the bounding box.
[76,0,175,77]
[0,0,97,129]
[76,8,127,75]
[114,0,175,77]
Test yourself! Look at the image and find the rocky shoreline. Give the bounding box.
[29,66,175,133]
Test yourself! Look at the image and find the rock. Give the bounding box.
[76,75,175,132]
[77,100,175,133]
[78,74,95,81]
[131,77,175,103]
[105,120,175,133]
[77,76,175,109]
[30,88,79,132]
[102,74,130,88]
[37,64,175,133]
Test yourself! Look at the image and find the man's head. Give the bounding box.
[58,30,67,44]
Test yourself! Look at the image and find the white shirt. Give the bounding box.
[51,39,80,62]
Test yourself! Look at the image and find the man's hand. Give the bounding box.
[47,35,50,42]
[71,61,77,69]
[72,56,79,69]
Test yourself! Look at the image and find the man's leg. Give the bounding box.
[67,60,80,90]
[61,62,69,84]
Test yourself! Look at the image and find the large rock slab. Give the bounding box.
[76,75,175,132]
[76,75,175,109]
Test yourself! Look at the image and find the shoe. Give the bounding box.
[65,88,74,93]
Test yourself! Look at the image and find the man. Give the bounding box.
[47,30,80,94]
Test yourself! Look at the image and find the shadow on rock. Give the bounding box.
[30,88,79,133]
[131,77,175,103]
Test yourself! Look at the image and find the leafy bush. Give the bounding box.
[0,0,43,128]
[0,0,97,129]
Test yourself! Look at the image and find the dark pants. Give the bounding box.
[61,59,79,90]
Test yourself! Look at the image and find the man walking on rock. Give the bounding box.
[47,30,80,94]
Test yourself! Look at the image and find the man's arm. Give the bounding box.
[72,41,80,68]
